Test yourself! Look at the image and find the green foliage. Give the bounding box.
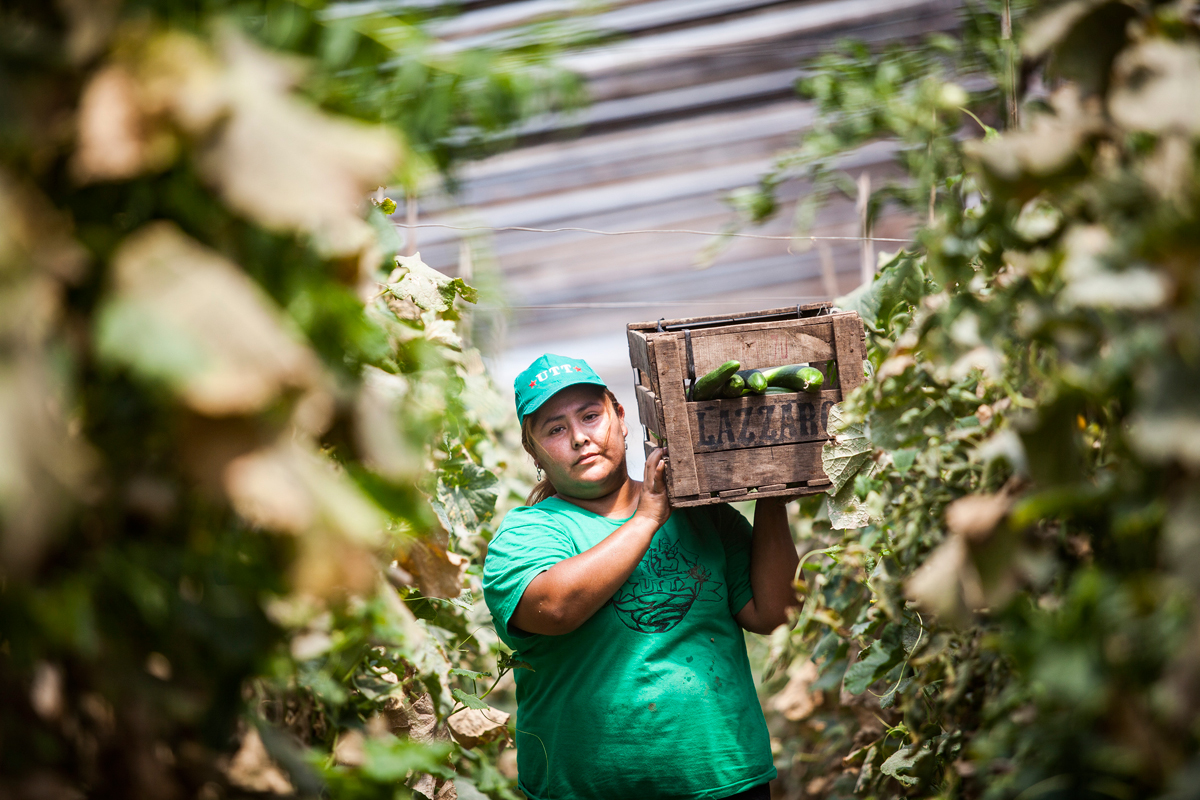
[760,2,1200,797]
[0,1,556,797]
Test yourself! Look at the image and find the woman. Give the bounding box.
[483,354,800,800]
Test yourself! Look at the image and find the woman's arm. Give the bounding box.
[735,497,801,634]
[510,449,669,636]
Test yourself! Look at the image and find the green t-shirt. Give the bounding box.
[482,497,776,800]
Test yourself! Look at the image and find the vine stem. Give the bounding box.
[1001,0,1020,129]
[793,544,845,587]
[869,611,926,703]
[791,545,846,632]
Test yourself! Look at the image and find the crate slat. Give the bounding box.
[689,389,839,453]
[684,322,835,375]
[652,337,702,498]
[634,384,663,435]
[695,442,824,494]
[627,303,831,332]
[627,328,653,385]
[833,314,866,395]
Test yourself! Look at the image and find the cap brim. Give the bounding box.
[518,376,608,425]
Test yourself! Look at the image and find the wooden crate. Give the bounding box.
[627,303,866,507]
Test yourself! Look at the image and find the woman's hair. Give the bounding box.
[520,387,624,506]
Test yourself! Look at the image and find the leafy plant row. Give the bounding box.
[753,1,1200,797]
[0,2,567,797]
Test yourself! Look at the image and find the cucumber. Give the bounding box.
[720,374,746,398]
[736,369,769,395]
[692,360,740,401]
[758,364,825,393]
[796,366,824,392]
[764,386,794,395]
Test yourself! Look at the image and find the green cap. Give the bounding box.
[514,354,607,425]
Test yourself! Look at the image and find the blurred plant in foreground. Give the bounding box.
[0,1,568,798]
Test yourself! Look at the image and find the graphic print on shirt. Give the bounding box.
[612,538,724,633]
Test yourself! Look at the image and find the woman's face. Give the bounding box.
[528,384,628,500]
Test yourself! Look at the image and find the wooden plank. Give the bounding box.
[686,322,835,375]
[634,384,662,435]
[629,303,830,332]
[652,337,701,498]
[671,483,829,508]
[562,0,959,78]
[627,328,653,385]
[695,441,826,494]
[454,101,811,206]
[688,389,840,453]
[646,336,661,400]
[832,314,866,395]
[719,488,749,500]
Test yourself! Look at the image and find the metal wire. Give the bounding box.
[396,222,911,243]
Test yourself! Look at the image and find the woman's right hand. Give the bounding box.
[636,447,670,527]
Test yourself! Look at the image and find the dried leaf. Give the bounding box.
[97,27,398,257]
[411,773,458,800]
[30,662,64,720]
[876,353,915,382]
[333,730,366,767]
[223,438,387,545]
[199,27,400,257]
[1024,1,1135,96]
[1128,414,1200,468]
[136,30,228,133]
[72,65,177,183]
[1021,0,1112,59]
[225,728,294,796]
[1141,134,1193,203]
[97,223,321,416]
[0,169,89,285]
[224,439,387,596]
[1110,39,1200,135]
[905,535,970,621]
[770,659,823,721]
[55,0,122,64]
[448,706,511,749]
[967,87,1102,183]
[821,404,872,496]
[945,493,1012,542]
[356,367,421,482]
[380,692,438,742]
[1059,226,1170,311]
[0,360,97,574]
[397,536,467,600]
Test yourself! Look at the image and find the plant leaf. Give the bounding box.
[843,624,905,695]
[821,404,872,496]
[451,687,490,711]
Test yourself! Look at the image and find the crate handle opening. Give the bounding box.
[682,329,696,399]
[654,303,829,332]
